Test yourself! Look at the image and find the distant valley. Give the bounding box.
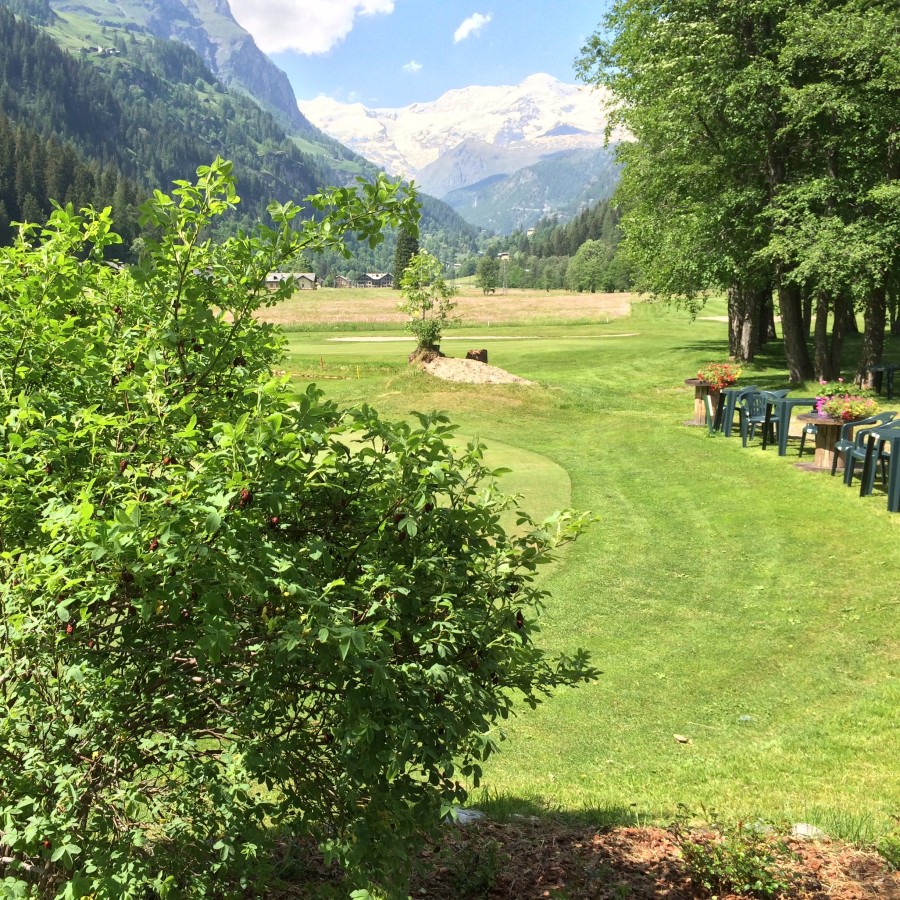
[302,75,624,233]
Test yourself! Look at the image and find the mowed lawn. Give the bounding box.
[279,288,900,843]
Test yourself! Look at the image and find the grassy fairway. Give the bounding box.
[279,289,900,843]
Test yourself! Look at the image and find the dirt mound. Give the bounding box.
[422,356,534,385]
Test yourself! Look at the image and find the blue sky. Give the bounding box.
[226,1,611,108]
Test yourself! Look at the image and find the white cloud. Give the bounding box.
[403,60,423,74]
[453,12,492,43]
[228,0,395,55]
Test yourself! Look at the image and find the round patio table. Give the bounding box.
[796,413,847,471]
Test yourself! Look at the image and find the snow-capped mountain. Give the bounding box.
[300,74,622,199]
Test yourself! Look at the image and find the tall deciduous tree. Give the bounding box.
[578,0,900,381]
[475,254,500,294]
[567,239,610,293]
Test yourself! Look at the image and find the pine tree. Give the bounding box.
[392,225,418,288]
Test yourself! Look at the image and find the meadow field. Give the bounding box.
[276,286,899,845]
[260,285,632,329]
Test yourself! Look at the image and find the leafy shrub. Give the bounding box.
[442,838,505,897]
[0,160,595,898]
[676,819,797,899]
[877,818,900,870]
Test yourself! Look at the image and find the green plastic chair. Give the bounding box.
[703,394,717,434]
[832,412,896,479]
[739,391,778,448]
[798,420,817,458]
[851,419,900,492]
[718,385,758,436]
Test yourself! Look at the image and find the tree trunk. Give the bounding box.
[727,283,761,362]
[812,292,848,381]
[813,294,830,379]
[777,270,815,382]
[858,283,887,388]
[889,286,900,336]
[760,285,776,345]
[801,293,813,337]
[829,295,848,376]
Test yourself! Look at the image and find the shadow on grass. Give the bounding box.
[470,792,671,831]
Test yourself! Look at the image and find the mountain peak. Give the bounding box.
[301,75,618,190]
[520,72,558,87]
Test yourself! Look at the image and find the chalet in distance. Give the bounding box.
[334,273,393,288]
[265,272,318,291]
[358,272,393,288]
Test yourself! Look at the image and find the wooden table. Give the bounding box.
[684,378,719,427]
[796,413,847,471]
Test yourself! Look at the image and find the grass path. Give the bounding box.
[282,297,900,843]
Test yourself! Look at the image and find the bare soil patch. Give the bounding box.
[259,287,634,328]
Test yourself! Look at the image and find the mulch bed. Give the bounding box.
[280,820,899,898]
[412,820,900,899]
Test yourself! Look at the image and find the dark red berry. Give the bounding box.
[515,610,524,630]
[393,512,404,524]
[65,623,73,635]
[233,356,246,368]
[239,489,253,508]
[269,516,279,527]
[192,343,203,353]
[44,463,53,475]
[118,459,128,474]
[43,840,50,849]
[423,502,434,513]
[162,455,175,466]
[149,538,159,552]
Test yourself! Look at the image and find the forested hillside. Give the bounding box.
[0,4,324,240]
[0,0,480,268]
[443,147,620,234]
[465,198,632,292]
